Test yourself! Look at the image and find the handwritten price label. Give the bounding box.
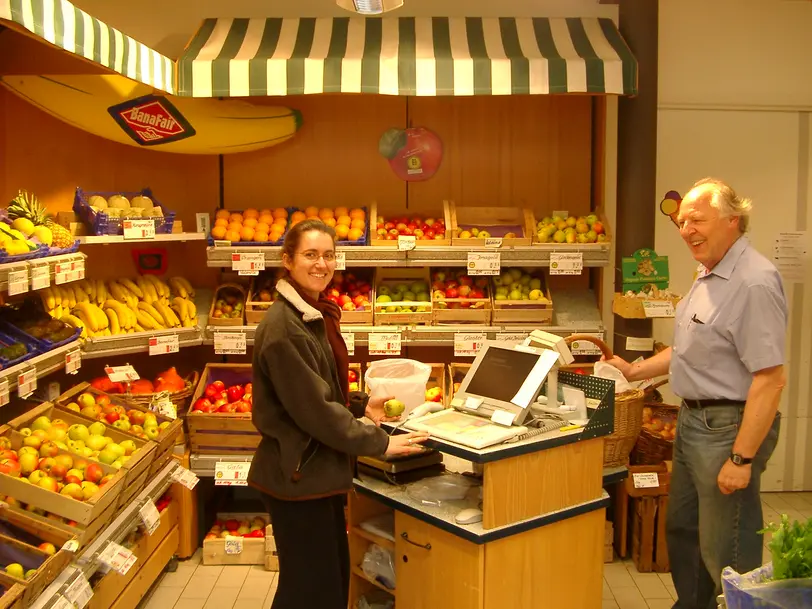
[550,252,583,275]
[454,333,486,357]
[7,269,28,295]
[231,252,265,276]
[484,237,503,248]
[30,264,50,290]
[342,332,355,356]
[467,252,501,276]
[397,235,416,251]
[214,461,250,486]
[65,349,81,374]
[171,466,200,490]
[105,365,140,383]
[149,334,179,355]
[139,500,161,535]
[335,251,346,270]
[225,535,244,555]
[642,300,675,318]
[123,219,156,240]
[633,473,660,489]
[368,333,401,356]
[495,332,528,346]
[214,332,247,355]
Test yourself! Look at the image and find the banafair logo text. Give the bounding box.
[108,95,195,146]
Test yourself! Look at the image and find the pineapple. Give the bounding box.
[46,220,73,248]
[7,190,73,248]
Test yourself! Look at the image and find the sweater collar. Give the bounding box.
[276,279,322,322]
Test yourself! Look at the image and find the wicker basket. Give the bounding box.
[632,379,679,465]
[563,334,645,468]
[120,371,200,412]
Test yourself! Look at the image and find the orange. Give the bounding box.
[211,226,227,239]
[227,221,242,233]
[225,230,241,242]
[259,213,273,226]
[349,208,365,220]
[229,213,244,223]
[272,208,288,220]
[244,218,258,229]
[323,217,337,228]
[350,218,366,230]
[243,208,259,219]
[269,229,283,242]
[348,228,363,241]
[254,232,269,243]
[290,211,306,223]
[334,224,350,239]
[334,206,349,218]
[255,222,270,234]
[240,227,255,241]
[214,218,228,228]
[215,209,230,220]
[304,206,319,218]
[336,215,352,226]
[273,217,288,227]
[318,208,334,220]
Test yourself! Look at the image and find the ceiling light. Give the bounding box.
[336,0,404,15]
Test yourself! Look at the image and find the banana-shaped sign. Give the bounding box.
[0,74,302,155]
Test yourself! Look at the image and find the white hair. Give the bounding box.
[687,177,752,233]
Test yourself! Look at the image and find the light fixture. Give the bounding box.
[336,0,404,15]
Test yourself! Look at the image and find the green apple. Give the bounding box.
[30,416,52,432]
[88,422,107,436]
[68,424,90,443]
[24,569,36,580]
[106,443,125,459]
[112,419,131,432]
[119,440,137,456]
[5,563,24,579]
[80,481,99,500]
[97,449,117,465]
[145,426,160,441]
[60,483,84,500]
[85,435,107,452]
[19,428,31,437]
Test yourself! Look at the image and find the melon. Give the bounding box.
[88,195,108,210]
[108,195,130,209]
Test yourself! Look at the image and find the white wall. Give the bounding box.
[656,0,812,490]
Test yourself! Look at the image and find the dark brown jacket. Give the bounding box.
[248,279,389,499]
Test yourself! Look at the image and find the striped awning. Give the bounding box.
[178,17,637,98]
[0,0,175,94]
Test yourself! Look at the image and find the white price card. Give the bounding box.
[123,219,156,240]
[214,332,247,355]
[550,252,583,275]
[626,336,655,352]
[454,333,486,357]
[149,334,179,355]
[30,264,50,290]
[17,368,36,398]
[7,269,29,296]
[467,252,501,276]
[64,572,94,608]
[484,237,503,248]
[52,596,73,609]
[342,332,355,356]
[61,539,80,553]
[632,472,660,489]
[231,252,265,276]
[552,210,569,219]
[0,379,8,407]
[642,300,675,318]
[495,332,528,346]
[334,251,346,271]
[139,500,161,535]
[215,461,250,486]
[99,541,137,575]
[74,258,85,280]
[397,235,416,251]
[65,349,81,375]
[196,212,210,234]
[171,466,200,490]
[54,260,82,284]
[569,333,604,356]
[225,535,244,555]
[213,240,231,248]
[154,398,177,420]
[368,332,401,356]
[104,365,140,383]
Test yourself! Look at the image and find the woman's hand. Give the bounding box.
[365,395,400,425]
[385,432,430,457]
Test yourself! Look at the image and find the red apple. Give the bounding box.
[204,384,219,400]
[235,401,252,414]
[445,287,459,299]
[226,385,245,403]
[0,450,17,462]
[212,381,225,392]
[342,302,354,311]
[0,459,21,477]
[192,398,212,412]
[105,412,120,424]
[384,222,395,230]
[84,463,103,484]
[458,285,472,297]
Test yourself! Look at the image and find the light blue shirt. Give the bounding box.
[670,236,787,401]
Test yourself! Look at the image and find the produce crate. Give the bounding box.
[209,283,246,326]
[265,524,278,571]
[246,271,282,325]
[448,363,471,401]
[368,201,451,247]
[430,269,492,325]
[187,364,259,455]
[288,206,369,246]
[0,317,80,355]
[208,208,289,246]
[624,464,671,573]
[448,202,535,247]
[0,331,39,371]
[532,211,612,247]
[73,188,175,236]
[349,363,363,394]
[612,293,682,319]
[330,270,374,326]
[372,268,432,326]
[0,583,22,609]
[202,513,270,566]
[490,269,554,325]
[0,499,118,548]
[0,242,47,265]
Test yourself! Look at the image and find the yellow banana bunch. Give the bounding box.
[61,314,87,338]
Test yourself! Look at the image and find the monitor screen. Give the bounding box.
[464,347,542,403]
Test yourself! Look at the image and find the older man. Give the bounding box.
[605,178,786,609]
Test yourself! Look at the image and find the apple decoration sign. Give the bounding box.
[379,127,443,182]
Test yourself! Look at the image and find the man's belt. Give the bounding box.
[682,398,746,409]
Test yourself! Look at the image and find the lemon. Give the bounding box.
[32,226,52,246]
[11,218,35,237]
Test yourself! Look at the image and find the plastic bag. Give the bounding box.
[361,544,396,590]
[721,564,812,609]
[356,592,395,609]
[594,361,633,394]
[405,473,478,507]
[365,359,432,415]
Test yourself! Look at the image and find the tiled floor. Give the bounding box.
[138,492,812,609]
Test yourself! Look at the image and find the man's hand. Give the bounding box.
[717,459,752,495]
[365,395,399,426]
[601,354,633,379]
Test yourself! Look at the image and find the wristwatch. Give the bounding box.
[730,453,753,466]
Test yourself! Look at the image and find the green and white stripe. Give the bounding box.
[0,0,174,94]
[178,16,637,98]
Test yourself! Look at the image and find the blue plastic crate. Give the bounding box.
[207,208,289,247]
[73,188,176,236]
[287,206,369,247]
[0,329,39,370]
[0,319,82,353]
[45,240,81,257]
[722,564,812,609]
[0,241,48,264]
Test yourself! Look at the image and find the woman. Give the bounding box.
[248,218,428,609]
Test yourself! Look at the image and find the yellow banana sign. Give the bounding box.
[0,74,302,155]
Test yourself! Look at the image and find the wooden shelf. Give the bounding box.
[351,565,395,595]
[351,526,395,551]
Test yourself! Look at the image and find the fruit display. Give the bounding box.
[203,515,267,541]
[349,367,360,393]
[246,271,283,324]
[85,193,164,219]
[211,208,288,244]
[449,204,533,245]
[374,281,430,313]
[89,366,187,395]
[191,380,253,414]
[0,299,79,348]
[5,190,74,251]
[58,391,172,443]
[290,206,367,243]
[535,213,607,244]
[425,386,443,403]
[641,407,676,442]
[492,268,550,304]
[372,212,447,242]
[210,284,245,325]
[431,269,490,310]
[327,271,373,324]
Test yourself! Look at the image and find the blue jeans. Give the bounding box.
[666,405,780,609]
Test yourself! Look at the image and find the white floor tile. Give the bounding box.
[194,564,224,578]
[141,586,183,609]
[613,586,649,609]
[604,563,637,589]
[238,578,273,600]
[204,586,240,609]
[216,566,251,588]
[777,492,812,511]
[264,580,278,607]
[158,567,194,589]
[180,575,217,600]
[233,600,266,609]
[646,600,673,609]
[665,585,677,601]
[629,572,671,600]
[603,579,615,600]
[603,601,620,609]
[174,600,206,609]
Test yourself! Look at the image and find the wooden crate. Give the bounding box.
[612,293,681,319]
[209,283,247,326]
[246,271,282,325]
[187,364,259,455]
[0,584,22,609]
[532,210,613,247]
[448,363,472,402]
[349,363,363,394]
[0,499,119,548]
[372,268,432,326]
[625,465,671,573]
[490,270,554,325]
[264,524,278,571]
[331,269,374,326]
[448,202,535,247]
[369,201,452,247]
[430,269,492,325]
[202,512,270,566]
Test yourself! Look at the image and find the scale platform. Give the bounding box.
[358,448,443,473]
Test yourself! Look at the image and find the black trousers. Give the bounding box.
[261,493,349,609]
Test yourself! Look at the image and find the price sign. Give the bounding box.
[74,258,85,280]
[149,334,179,355]
[65,349,81,375]
[17,368,36,398]
[53,596,73,609]
[642,300,675,318]
[231,252,265,276]
[342,332,355,356]
[61,539,80,553]
[368,332,401,356]
[99,541,137,575]
[550,252,584,275]
[626,336,655,352]
[225,535,244,555]
[569,333,604,356]
[397,235,416,251]
[214,461,250,486]
[30,264,50,290]
[495,332,528,346]
[104,365,140,383]
[196,213,210,234]
[484,237,503,249]
[335,251,346,271]
[139,500,161,535]
[154,398,177,420]
[64,572,94,608]
[467,252,501,276]
[171,466,200,490]
[214,332,247,355]
[7,269,29,295]
[632,472,660,489]
[213,240,231,248]
[123,219,156,240]
[454,333,486,357]
[0,379,8,407]
[54,261,81,284]
[552,210,569,220]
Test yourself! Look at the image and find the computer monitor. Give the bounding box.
[451,341,560,426]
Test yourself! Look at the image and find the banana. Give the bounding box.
[137,302,164,323]
[171,297,189,321]
[119,278,144,299]
[59,285,76,309]
[94,304,109,330]
[76,280,93,296]
[182,316,194,328]
[168,277,188,299]
[175,277,195,299]
[54,304,63,319]
[83,279,97,301]
[108,280,129,304]
[61,314,86,338]
[136,277,154,304]
[50,286,62,308]
[134,324,144,333]
[95,279,107,306]
[42,287,56,310]
[73,287,89,304]
[103,307,120,334]
[75,302,100,332]
[146,275,169,299]
[103,300,132,329]
[135,310,158,330]
[187,300,197,317]
[155,301,180,328]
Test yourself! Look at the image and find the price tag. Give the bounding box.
[225,535,244,555]
[632,472,660,489]
[65,349,81,374]
[61,539,80,553]
[397,235,416,251]
[171,466,200,490]
[569,333,604,356]
[495,332,528,346]
[74,258,85,281]
[368,332,401,356]
[553,210,569,219]
[64,572,93,608]
[214,332,247,355]
[99,541,137,575]
[231,252,265,276]
[104,365,140,383]
[490,409,514,426]
[149,334,179,355]
[213,240,231,248]
[153,398,177,420]
[30,264,50,290]
[454,333,486,357]
[342,332,355,356]
[54,260,81,284]
[7,269,29,295]
[335,251,346,271]
[550,252,584,275]
[17,368,36,398]
[139,500,161,535]
[484,237,503,248]
[0,379,8,407]
[626,336,655,352]
[123,219,156,240]
[214,461,250,486]
[196,213,210,234]
[53,596,73,609]
[642,300,675,318]
[467,252,501,276]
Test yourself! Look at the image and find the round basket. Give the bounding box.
[562,334,645,468]
[120,370,199,412]
[632,379,679,465]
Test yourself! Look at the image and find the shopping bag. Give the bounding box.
[364,359,432,415]
[721,564,812,609]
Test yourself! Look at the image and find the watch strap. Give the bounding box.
[730,453,753,466]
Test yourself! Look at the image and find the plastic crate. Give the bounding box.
[207,208,290,247]
[44,240,81,256]
[0,330,39,370]
[287,206,369,247]
[0,319,81,353]
[73,188,175,236]
[0,242,48,264]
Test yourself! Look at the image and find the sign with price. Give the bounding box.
[550,252,583,275]
[99,542,137,575]
[495,332,528,346]
[17,368,36,398]
[642,300,675,318]
[139,500,161,535]
[65,349,81,374]
[214,461,250,486]
[342,332,355,356]
[484,237,503,248]
[335,251,346,270]
[171,466,200,490]
[397,235,416,251]
[30,264,50,290]
[7,269,28,295]
[55,260,83,284]
[214,332,247,355]
[64,572,93,608]
[225,535,244,555]
[105,365,140,383]
[569,333,604,356]
[149,335,179,355]
[123,219,156,240]
[231,252,265,276]
[632,472,660,489]
[454,333,486,357]
[368,332,401,355]
[0,379,8,407]
[467,252,501,276]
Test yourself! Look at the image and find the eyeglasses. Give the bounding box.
[297,251,336,263]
